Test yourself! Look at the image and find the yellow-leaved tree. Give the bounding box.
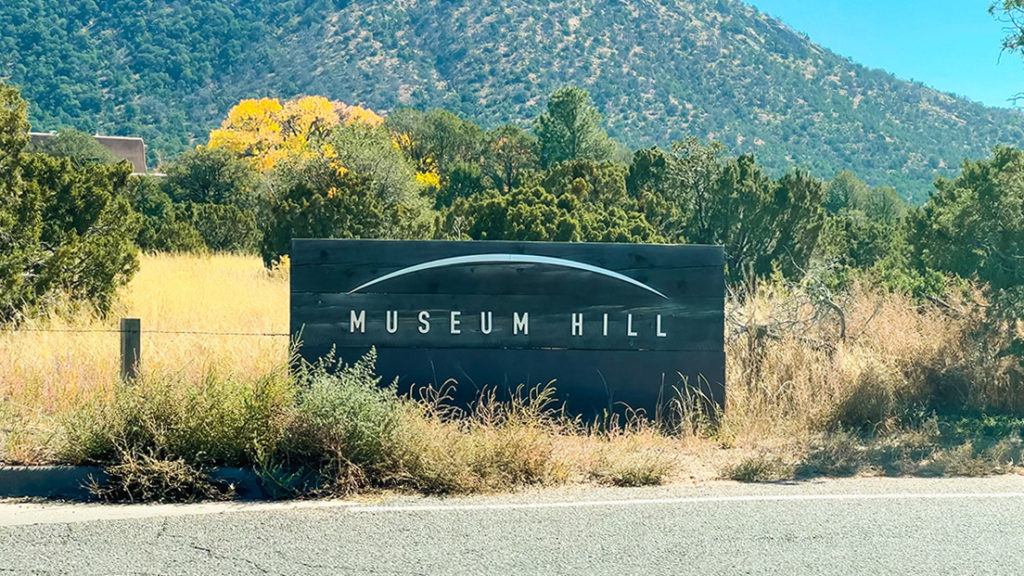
[206,95,438,267]
[209,96,385,172]
[335,103,385,128]
[207,97,286,171]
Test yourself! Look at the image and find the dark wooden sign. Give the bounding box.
[291,239,725,417]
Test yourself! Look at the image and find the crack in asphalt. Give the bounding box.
[153,517,168,542]
[277,547,429,576]
[189,542,271,574]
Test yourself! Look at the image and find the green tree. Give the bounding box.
[909,147,1024,292]
[0,82,33,320]
[0,83,28,187]
[385,108,430,166]
[157,146,262,252]
[825,170,868,215]
[178,203,259,253]
[386,108,485,179]
[327,122,429,217]
[17,155,141,315]
[627,147,685,241]
[422,109,485,176]
[908,145,1024,377]
[577,204,662,243]
[435,160,486,209]
[162,146,259,209]
[440,187,583,242]
[123,146,262,254]
[261,154,428,266]
[992,1,1024,72]
[485,124,538,193]
[534,87,614,167]
[627,147,670,200]
[540,159,630,209]
[128,176,207,253]
[440,164,661,244]
[704,156,825,281]
[759,169,828,279]
[854,185,905,226]
[666,137,728,242]
[827,170,906,224]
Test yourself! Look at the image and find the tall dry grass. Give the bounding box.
[0,253,289,463]
[722,283,967,444]
[720,281,1024,480]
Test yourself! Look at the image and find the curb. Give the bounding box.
[0,466,269,501]
[0,466,104,500]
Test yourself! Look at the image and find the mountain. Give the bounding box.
[3,0,1024,202]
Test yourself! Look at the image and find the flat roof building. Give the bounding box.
[28,132,147,174]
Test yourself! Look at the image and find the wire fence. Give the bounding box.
[1,319,292,379]
[2,327,290,337]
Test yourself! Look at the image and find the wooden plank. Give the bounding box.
[119,318,141,381]
[291,264,724,298]
[291,239,725,269]
[296,346,726,418]
[291,294,723,351]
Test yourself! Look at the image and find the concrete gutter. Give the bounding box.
[0,466,269,501]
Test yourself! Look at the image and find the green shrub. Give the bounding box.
[179,202,260,253]
[3,154,140,320]
[260,162,414,266]
[162,146,259,209]
[385,384,570,494]
[129,176,206,252]
[284,350,404,492]
[58,369,295,467]
[1,85,141,321]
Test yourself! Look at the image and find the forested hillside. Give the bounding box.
[4,0,1024,201]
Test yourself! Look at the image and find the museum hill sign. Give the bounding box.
[290,240,725,416]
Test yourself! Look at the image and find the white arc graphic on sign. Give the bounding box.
[347,254,669,299]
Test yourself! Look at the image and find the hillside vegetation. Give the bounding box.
[4,0,1024,201]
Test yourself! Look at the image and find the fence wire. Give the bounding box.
[2,327,290,337]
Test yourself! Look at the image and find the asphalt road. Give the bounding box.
[3,476,1024,575]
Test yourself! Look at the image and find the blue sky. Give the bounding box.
[745,0,1024,108]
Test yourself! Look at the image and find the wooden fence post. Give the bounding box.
[120,318,140,381]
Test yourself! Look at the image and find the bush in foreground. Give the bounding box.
[54,350,634,500]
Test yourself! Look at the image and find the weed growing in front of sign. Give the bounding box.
[88,450,235,503]
[54,366,294,469]
[287,350,403,489]
[401,383,576,492]
[586,427,676,487]
[724,451,796,483]
[59,350,688,499]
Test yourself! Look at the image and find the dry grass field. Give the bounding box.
[0,254,289,463]
[2,253,1022,499]
[1,253,289,384]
